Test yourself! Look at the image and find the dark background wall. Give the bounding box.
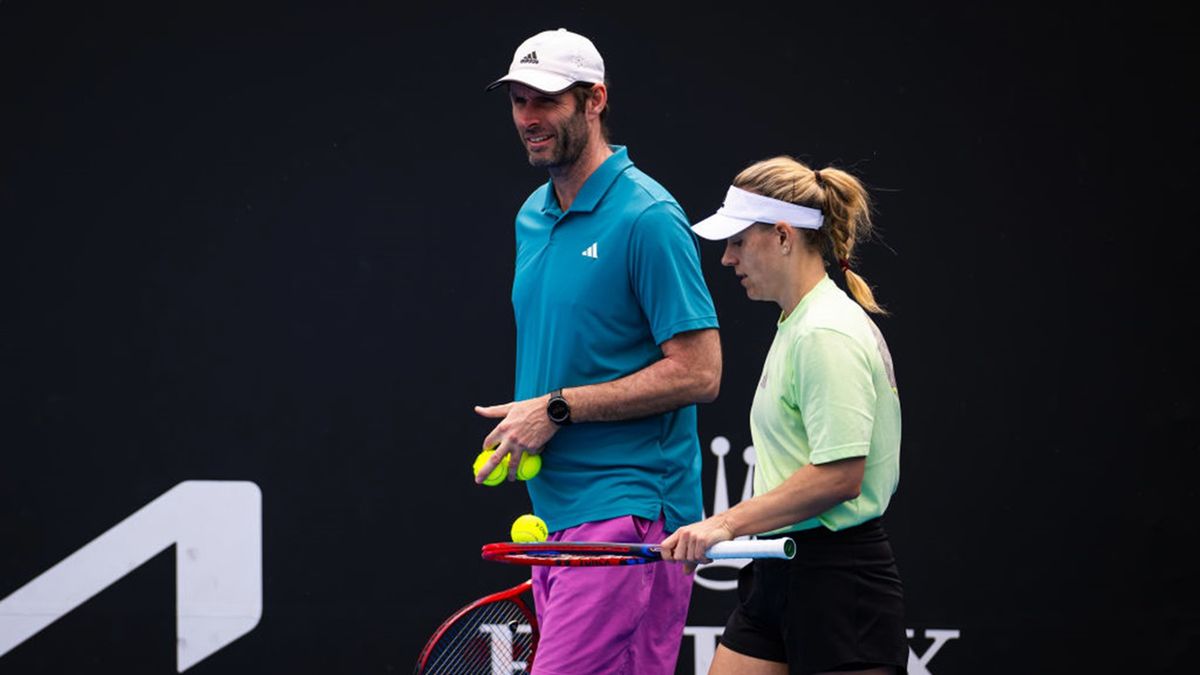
[2,1,1196,673]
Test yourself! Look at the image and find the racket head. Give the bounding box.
[481,541,660,566]
[414,580,538,674]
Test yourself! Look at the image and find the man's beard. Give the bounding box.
[526,109,590,169]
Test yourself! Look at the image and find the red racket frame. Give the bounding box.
[481,541,664,566]
[414,580,538,673]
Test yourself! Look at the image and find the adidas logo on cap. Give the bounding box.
[519,51,538,64]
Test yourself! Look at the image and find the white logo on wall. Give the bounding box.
[0,480,263,672]
[476,622,534,673]
[466,626,961,675]
[680,628,961,675]
[905,629,961,675]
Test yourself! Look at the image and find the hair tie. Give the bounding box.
[839,258,851,272]
[813,169,824,187]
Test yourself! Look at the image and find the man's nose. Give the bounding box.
[514,109,539,130]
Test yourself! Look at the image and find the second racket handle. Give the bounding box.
[705,538,796,559]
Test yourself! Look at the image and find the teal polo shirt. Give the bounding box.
[511,146,718,533]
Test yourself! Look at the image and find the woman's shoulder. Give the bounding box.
[793,281,871,339]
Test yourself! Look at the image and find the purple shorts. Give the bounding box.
[530,514,694,675]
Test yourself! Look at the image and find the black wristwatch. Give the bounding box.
[547,388,572,426]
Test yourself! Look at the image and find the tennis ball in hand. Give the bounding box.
[473,449,508,486]
[511,514,548,543]
[516,453,541,480]
[473,449,542,484]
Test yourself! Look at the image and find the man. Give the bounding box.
[474,28,722,675]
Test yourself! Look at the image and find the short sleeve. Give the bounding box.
[627,202,719,345]
[790,328,877,463]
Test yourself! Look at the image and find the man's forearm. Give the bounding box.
[563,328,720,423]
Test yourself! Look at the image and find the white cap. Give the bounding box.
[692,186,825,240]
[486,28,605,94]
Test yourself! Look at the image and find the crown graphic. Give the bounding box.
[693,436,757,591]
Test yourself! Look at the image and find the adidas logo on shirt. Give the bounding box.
[519,51,538,64]
[581,242,598,259]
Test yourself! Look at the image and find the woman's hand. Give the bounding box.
[659,516,737,573]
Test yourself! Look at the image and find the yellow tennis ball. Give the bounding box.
[516,453,542,481]
[473,449,508,487]
[511,514,548,543]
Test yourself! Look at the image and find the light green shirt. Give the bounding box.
[750,275,901,533]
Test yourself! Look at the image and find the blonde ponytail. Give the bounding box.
[733,157,887,314]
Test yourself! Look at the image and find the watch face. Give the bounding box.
[548,398,569,422]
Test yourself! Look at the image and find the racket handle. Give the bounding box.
[705,538,795,560]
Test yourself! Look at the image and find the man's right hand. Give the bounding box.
[473,395,557,482]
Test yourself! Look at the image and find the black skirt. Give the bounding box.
[718,518,908,675]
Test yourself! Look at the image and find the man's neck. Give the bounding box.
[548,137,613,212]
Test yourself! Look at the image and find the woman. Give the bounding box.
[661,157,906,675]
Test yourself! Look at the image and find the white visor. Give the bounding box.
[691,186,824,241]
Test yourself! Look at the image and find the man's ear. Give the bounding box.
[590,83,608,117]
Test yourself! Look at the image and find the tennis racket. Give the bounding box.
[481,538,795,567]
[413,580,538,675]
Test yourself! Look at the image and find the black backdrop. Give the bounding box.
[2,2,1197,673]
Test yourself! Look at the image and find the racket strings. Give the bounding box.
[420,598,535,674]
